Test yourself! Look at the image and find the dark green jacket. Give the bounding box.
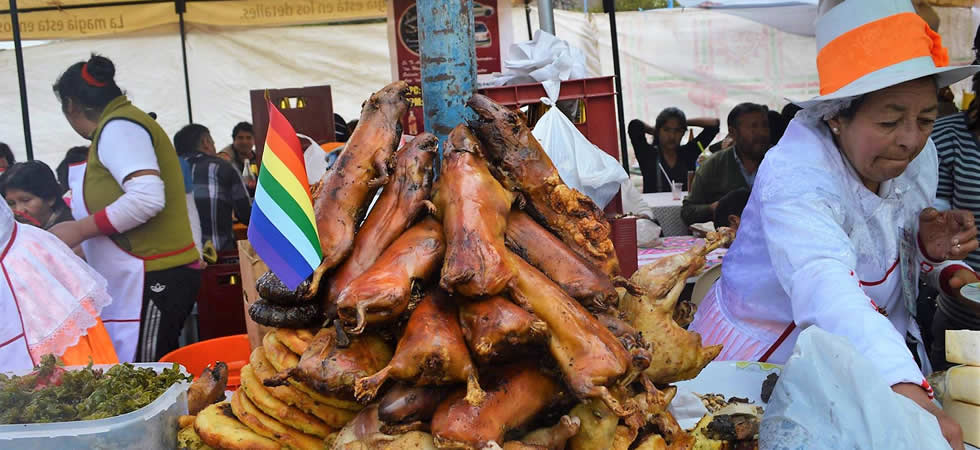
[681,147,750,225]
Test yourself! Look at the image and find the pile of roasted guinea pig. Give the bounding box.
[181,80,735,450]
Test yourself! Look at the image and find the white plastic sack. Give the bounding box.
[531,99,628,209]
[487,30,587,102]
[760,327,950,450]
[298,133,330,183]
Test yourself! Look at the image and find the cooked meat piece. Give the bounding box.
[187,362,229,416]
[326,133,438,309]
[248,298,323,329]
[274,328,393,402]
[335,217,445,334]
[306,81,411,297]
[355,290,484,406]
[458,295,548,365]
[255,271,310,305]
[468,94,619,277]
[432,124,515,297]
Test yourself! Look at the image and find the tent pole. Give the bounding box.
[524,0,533,40]
[177,0,193,123]
[603,0,630,172]
[9,0,33,160]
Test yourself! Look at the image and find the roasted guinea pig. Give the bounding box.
[430,361,562,450]
[506,251,634,417]
[458,295,548,365]
[273,327,393,402]
[248,298,324,329]
[326,133,439,308]
[355,290,485,406]
[249,347,358,428]
[620,263,722,385]
[377,383,447,434]
[431,124,515,297]
[255,271,310,305]
[187,362,229,416]
[630,228,733,299]
[467,94,619,278]
[335,217,445,334]
[307,81,411,297]
[505,210,619,312]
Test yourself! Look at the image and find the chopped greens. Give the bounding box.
[0,354,191,424]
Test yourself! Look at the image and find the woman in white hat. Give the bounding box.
[689,0,977,446]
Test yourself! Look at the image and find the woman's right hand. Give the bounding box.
[892,382,964,450]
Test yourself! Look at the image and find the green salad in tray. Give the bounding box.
[0,354,191,424]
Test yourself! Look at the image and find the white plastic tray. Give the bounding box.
[0,362,190,450]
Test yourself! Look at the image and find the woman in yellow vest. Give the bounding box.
[48,55,201,363]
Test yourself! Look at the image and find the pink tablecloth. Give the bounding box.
[638,236,726,274]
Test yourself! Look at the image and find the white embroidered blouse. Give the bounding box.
[709,118,966,388]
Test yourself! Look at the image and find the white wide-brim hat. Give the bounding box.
[796,0,980,108]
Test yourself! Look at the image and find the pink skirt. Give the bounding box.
[691,285,791,362]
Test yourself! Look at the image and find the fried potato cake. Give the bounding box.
[264,330,300,372]
[230,390,323,450]
[194,402,280,450]
[275,328,315,355]
[241,364,333,437]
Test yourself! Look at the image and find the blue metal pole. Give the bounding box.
[417,0,477,159]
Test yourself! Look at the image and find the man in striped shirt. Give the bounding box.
[933,75,980,271]
[174,124,252,252]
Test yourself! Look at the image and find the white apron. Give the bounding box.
[68,163,144,363]
[0,224,37,370]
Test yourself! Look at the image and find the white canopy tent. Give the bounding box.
[0,3,976,168]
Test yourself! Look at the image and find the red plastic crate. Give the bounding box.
[196,251,247,341]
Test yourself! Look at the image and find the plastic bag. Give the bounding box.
[298,133,330,183]
[760,327,950,450]
[620,180,662,247]
[487,30,587,102]
[531,98,628,209]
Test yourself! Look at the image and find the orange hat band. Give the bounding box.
[816,12,949,96]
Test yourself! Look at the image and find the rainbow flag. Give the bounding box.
[247,101,322,290]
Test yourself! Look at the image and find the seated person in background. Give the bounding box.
[1,161,74,230]
[713,188,751,234]
[682,103,770,225]
[629,108,719,193]
[175,124,252,253]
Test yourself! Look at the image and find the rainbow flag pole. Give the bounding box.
[247,101,322,290]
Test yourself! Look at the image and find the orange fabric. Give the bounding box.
[319,142,344,154]
[59,318,119,366]
[816,12,949,96]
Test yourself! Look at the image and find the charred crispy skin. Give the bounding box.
[336,218,445,334]
[327,134,439,308]
[458,295,548,365]
[307,81,411,297]
[467,94,619,277]
[432,124,515,297]
[378,383,446,433]
[355,290,484,405]
[255,272,310,305]
[431,362,561,450]
[187,362,229,416]
[248,299,323,329]
[505,210,618,311]
[278,327,393,402]
[506,251,634,417]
